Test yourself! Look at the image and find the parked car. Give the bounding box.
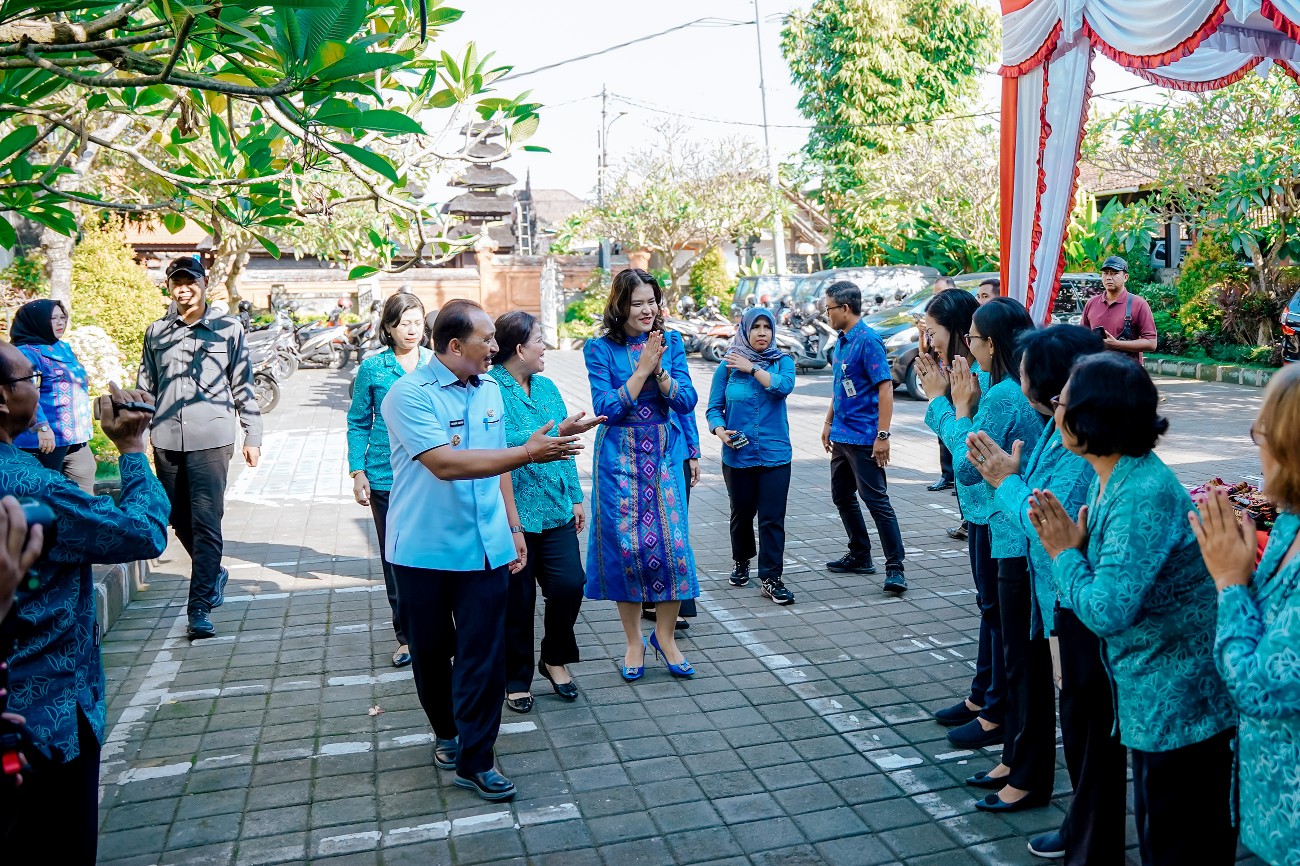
[791,266,942,312]
[731,275,803,320]
[1279,288,1300,364]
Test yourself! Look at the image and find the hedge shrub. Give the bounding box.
[71,220,168,367]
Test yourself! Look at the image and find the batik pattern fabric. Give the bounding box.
[0,445,168,762]
[1054,451,1236,752]
[14,341,93,449]
[993,420,1095,636]
[930,372,1044,558]
[1216,511,1300,866]
[583,330,699,603]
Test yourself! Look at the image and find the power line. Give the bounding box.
[500,18,754,82]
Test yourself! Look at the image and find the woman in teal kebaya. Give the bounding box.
[1033,353,1237,866]
[1190,363,1300,866]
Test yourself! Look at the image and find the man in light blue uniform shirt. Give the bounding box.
[381,300,582,802]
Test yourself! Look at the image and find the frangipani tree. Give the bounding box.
[0,0,543,301]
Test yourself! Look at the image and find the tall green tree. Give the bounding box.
[781,0,998,265]
[0,1,542,302]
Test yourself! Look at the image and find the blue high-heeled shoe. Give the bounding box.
[621,637,647,681]
[649,630,695,678]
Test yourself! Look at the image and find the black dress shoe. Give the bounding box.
[927,479,955,492]
[538,660,578,700]
[826,554,877,574]
[454,768,517,801]
[934,701,980,727]
[966,770,1009,790]
[946,717,1004,749]
[505,695,533,714]
[433,736,459,770]
[974,791,1050,813]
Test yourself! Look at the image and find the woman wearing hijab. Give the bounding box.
[11,299,95,493]
[706,307,797,604]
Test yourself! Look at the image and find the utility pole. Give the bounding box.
[598,84,607,207]
[754,0,787,275]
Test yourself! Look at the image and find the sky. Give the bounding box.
[438,0,1158,202]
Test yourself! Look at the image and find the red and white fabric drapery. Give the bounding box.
[1000,0,1300,324]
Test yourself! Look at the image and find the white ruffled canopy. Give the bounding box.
[1000,0,1300,323]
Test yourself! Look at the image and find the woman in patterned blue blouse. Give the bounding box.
[490,311,604,712]
[1190,363,1300,866]
[1033,353,1237,866]
[347,293,432,668]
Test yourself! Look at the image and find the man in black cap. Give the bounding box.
[138,256,263,639]
[1081,255,1158,363]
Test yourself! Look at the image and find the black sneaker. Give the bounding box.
[826,554,877,574]
[729,559,751,587]
[883,568,907,594]
[209,566,230,608]
[187,610,216,640]
[761,579,794,605]
[1027,831,1065,859]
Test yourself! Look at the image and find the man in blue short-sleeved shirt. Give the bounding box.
[820,281,907,594]
[380,299,581,804]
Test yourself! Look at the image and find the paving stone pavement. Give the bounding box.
[94,353,1268,866]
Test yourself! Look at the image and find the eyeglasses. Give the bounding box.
[0,371,41,388]
[1250,424,1266,446]
[963,333,990,346]
[1050,396,1066,410]
[825,303,845,313]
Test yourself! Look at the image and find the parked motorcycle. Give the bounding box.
[247,308,300,380]
[291,313,349,369]
[247,341,281,414]
[777,299,837,372]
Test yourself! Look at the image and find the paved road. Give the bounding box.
[94,353,1265,866]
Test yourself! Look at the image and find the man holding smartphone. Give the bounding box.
[1081,255,1158,363]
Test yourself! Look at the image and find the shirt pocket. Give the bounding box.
[196,343,231,396]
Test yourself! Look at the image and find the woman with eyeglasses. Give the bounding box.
[584,268,700,680]
[967,326,1127,862]
[1189,364,1300,866]
[918,296,1047,812]
[10,299,95,493]
[1032,353,1237,865]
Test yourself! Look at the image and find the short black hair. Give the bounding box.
[1061,353,1169,456]
[1017,325,1104,406]
[378,292,426,348]
[432,299,485,354]
[972,297,1035,384]
[979,278,1000,293]
[925,288,979,365]
[492,310,538,365]
[825,281,861,315]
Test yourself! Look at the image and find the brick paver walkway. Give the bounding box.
[94,354,1265,866]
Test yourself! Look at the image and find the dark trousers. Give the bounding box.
[722,462,791,582]
[645,460,697,618]
[1056,608,1128,866]
[154,445,234,614]
[366,488,405,645]
[966,524,1005,725]
[829,441,905,569]
[21,442,94,494]
[1132,728,1237,866]
[997,556,1055,793]
[506,520,585,693]
[0,709,100,864]
[938,437,954,484]
[392,562,508,776]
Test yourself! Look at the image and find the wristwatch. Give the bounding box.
[655,369,671,383]
[877,431,891,440]
[510,525,524,534]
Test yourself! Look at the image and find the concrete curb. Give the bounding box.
[1145,357,1277,388]
[93,559,151,639]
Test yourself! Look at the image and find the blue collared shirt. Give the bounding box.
[829,320,891,446]
[380,355,516,571]
[705,355,795,468]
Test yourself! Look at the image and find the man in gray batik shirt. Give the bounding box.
[138,256,263,639]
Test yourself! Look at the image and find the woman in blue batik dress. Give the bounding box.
[584,268,700,680]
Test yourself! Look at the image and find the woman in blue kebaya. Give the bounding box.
[1190,363,1300,866]
[347,292,432,668]
[1033,353,1237,866]
[706,307,796,605]
[920,297,1047,810]
[584,268,700,680]
[11,299,95,493]
[968,326,1127,864]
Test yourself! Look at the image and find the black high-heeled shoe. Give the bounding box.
[966,770,1009,790]
[538,660,578,700]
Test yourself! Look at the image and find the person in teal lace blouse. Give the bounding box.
[346,293,432,668]
[968,326,1126,864]
[490,311,604,711]
[1033,353,1237,866]
[1190,363,1300,866]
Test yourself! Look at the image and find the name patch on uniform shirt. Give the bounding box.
[449,419,465,427]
